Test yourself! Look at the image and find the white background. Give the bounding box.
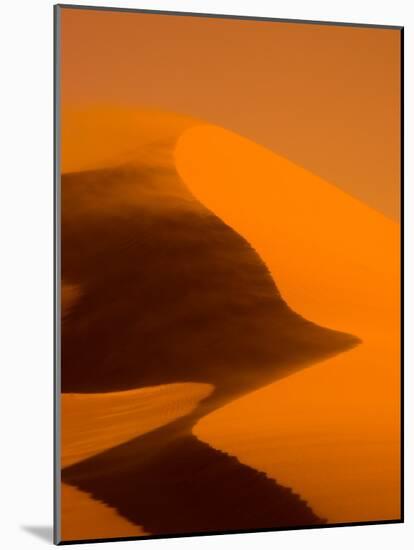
[0,0,411,548]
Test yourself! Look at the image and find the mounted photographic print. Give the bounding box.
[54,4,403,545]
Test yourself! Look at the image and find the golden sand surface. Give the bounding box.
[62,382,213,468]
[59,109,399,533]
[61,482,147,541]
[61,382,213,540]
[176,124,400,523]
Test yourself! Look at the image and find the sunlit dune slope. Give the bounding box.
[61,483,147,541]
[194,346,399,524]
[175,124,399,335]
[61,383,213,467]
[175,124,400,523]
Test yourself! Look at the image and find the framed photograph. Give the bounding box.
[54,4,403,545]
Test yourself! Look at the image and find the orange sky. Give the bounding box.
[60,6,401,220]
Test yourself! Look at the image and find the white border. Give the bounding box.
[0,1,411,548]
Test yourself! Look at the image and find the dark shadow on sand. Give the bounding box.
[60,148,360,535]
[62,414,325,535]
[61,161,359,396]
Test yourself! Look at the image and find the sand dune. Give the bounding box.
[175,124,399,335]
[61,135,356,397]
[62,412,324,535]
[60,108,360,537]
[61,282,81,319]
[61,382,213,467]
[175,124,400,523]
[61,106,199,174]
[60,382,212,541]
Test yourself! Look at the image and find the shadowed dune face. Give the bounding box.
[61,282,81,318]
[61,143,358,399]
[60,111,361,538]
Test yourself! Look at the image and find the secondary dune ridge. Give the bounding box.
[61,383,213,468]
[58,107,397,540]
[60,383,212,540]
